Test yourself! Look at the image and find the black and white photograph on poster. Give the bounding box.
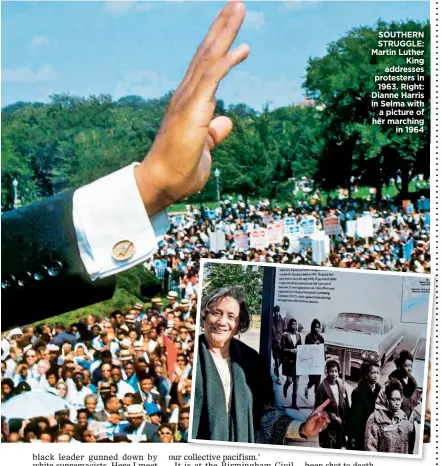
[190,259,434,459]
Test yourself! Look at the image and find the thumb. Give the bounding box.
[207,116,233,150]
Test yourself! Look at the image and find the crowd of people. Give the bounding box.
[272,311,425,453]
[146,196,430,287]
[1,291,197,443]
[0,193,430,445]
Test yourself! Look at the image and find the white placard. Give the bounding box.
[209,231,226,252]
[346,220,356,237]
[234,231,249,250]
[250,228,267,249]
[296,343,325,375]
[356,215,374,238]
[267,221,285,244]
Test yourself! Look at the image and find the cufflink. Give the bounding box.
[112,240,136,261]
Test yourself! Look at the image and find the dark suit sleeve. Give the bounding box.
[2,190,116,328]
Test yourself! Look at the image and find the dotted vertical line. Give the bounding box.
[435,1,439,463]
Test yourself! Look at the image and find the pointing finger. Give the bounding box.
[311,399,331,416]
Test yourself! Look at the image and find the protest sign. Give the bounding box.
[288,237,302,253]
[424,213,430,227]
[250,228,267,249]
[311,235,330,264]
[356,215,374,238]
[284,217,299,236]
[234,231,249,250]
[267,221,284,244]
[296,344,325,376]
[346,220,356,237]
[406,203,414,214]
[403,238,414,261]
[300,217,316,235]
[209,230,226,252]
[287,224,302,241]
[323,216,340,235]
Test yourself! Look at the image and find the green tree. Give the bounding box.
[203,263,263,315]
[304,19,430,199]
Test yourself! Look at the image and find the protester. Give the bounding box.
[385,350,418,418]
[281,319,302,410]
[315,359,349,449]
[271,306,286,386]
[1,297,196,443]
[147,197,430,280]
[304,318,324,399]
[365,379,416,453]
[346,361,382,450]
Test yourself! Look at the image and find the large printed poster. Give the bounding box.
[192,261,434,459]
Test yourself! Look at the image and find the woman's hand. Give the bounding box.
[300,399,331,437]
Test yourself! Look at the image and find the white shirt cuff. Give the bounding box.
[73,163,169,280]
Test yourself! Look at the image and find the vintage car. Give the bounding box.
[324,312,404,370]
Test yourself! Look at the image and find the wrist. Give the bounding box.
[135,163,172,216]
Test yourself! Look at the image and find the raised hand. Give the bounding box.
[135,1,249,215]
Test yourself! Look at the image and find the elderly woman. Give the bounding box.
[365,379,415,453]
[192,286,330,444]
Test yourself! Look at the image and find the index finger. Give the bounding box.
[311,399,331,416]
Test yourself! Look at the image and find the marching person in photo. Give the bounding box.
[365,379,416,454]
[386,350,418,418]
[271,305,286,385]
[192,286,330,444]
[281,319,302,410]
[304,318,325,399]
[346,361,382,451]
[315,359,349,450]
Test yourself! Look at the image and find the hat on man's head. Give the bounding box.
[180,299,189,306]
[7,328,23,340]
[119,338,132,349]
[47,344,60,352]
[126,404,145,418]
[167,291,178,300]
[151,297,162,304]
[98,381,112,392]
[124,315,135,324]
[133,341,144,350]
[132,303,144,311]
[119,350,132,361]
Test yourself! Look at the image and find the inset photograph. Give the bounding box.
[190,260,433,458]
